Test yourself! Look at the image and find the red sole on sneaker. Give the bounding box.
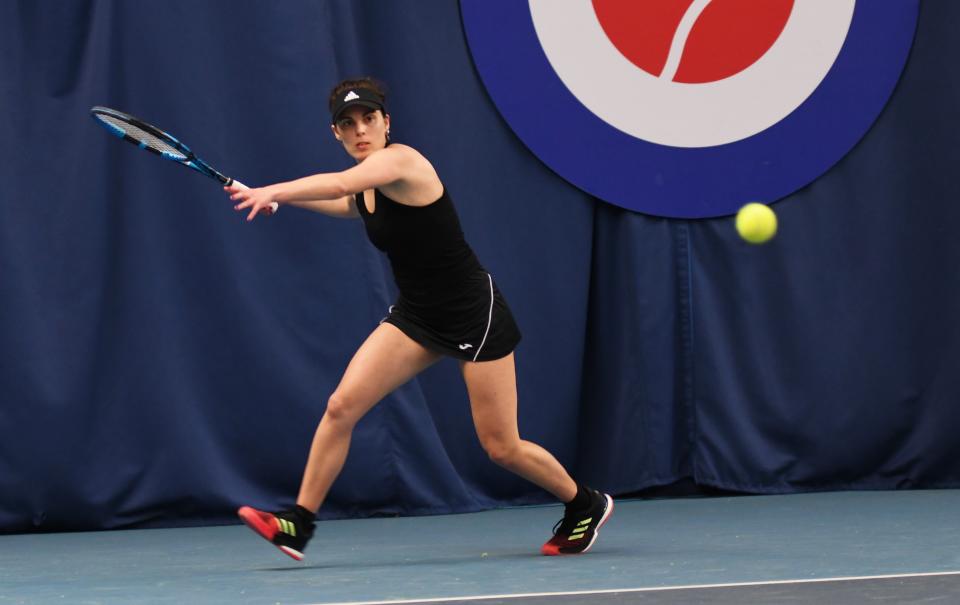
[237,506,277,541]
[237,507,305,561]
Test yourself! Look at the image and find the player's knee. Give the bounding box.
[482,436,521,468]
[324,392,362,427]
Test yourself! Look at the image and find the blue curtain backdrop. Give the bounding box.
[1,1,957,532]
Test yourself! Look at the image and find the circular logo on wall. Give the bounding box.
[460,0,919,218]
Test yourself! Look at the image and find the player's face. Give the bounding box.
[331,107,390,161]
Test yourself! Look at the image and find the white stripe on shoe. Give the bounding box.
[580,494,614,554]
[279,545,304,561]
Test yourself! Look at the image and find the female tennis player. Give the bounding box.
[227,78,613,561]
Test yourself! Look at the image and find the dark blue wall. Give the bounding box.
[1,1,957,532]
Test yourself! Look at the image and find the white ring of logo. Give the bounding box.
[529,0,856,148]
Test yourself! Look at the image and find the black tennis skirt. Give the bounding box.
[381,271,521,362]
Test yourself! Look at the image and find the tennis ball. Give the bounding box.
[735,203,777,244]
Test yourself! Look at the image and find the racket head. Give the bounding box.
[91,106,230,184]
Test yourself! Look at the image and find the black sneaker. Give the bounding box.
[238,506,315,561]
[541,489,614,555]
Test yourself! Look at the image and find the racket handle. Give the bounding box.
[231,179,279,215]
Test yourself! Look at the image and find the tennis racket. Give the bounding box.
[90,106,278,214]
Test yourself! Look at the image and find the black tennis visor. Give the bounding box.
[331,88,385,124]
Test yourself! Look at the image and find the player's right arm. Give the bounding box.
[284,195,359,218]
[227,145,415,221]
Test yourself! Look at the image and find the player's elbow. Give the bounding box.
[328,178,351,199]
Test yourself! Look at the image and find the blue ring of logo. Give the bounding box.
[461,1,918,218]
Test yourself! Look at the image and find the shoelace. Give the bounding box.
[551,514,582,537]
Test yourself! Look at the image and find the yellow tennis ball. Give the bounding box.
[735,203,778,244]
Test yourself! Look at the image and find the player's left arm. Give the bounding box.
[228,146,415,221]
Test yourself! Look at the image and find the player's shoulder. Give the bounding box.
[381,143,424,159]
[376,144,441,198]
[378,143,435,172]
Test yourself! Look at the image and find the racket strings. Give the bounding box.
[95,114,187,160]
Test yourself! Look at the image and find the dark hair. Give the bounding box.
[328,77,388,115]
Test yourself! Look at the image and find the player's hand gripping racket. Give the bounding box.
[90,106,278,215]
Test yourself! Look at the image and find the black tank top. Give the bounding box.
[355,187,485,306]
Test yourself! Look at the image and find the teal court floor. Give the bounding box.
[1,490,959,604]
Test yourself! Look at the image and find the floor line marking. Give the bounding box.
[304,570,960,605]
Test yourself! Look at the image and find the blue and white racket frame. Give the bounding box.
[90,105,278,213]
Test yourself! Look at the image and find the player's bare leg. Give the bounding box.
[460,354,576,501]
[297,323,441,511]
[239,323,439,559]
[460,353,613,555]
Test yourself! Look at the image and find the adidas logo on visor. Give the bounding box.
[344,91,360,101]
